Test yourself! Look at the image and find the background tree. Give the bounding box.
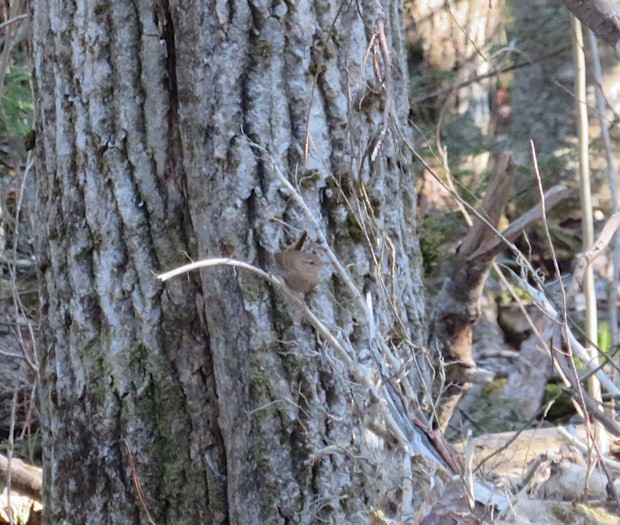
[32,1,430,523]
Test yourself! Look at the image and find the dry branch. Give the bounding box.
[507,267,620,399]
[458,153,515,259]
[429,153,515,430]
[429,153,570,431]
[468,185,570,261]
[0,454,41,503]
[559,0,620,58]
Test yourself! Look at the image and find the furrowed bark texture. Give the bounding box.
[33,1,226,523]
[33,1,427,523]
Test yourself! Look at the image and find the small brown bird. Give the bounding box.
[274,231,323,294]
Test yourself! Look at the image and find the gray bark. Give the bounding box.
[33,1,428,524]
[558,0,620,56]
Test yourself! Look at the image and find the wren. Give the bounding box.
[274,231,323,294]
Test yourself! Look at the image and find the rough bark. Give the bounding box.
[33,1,428,524]
[33,2,225,523]
[558,0,620,57]
[429,153,515,430]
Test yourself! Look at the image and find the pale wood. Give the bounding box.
[0,454,42,503]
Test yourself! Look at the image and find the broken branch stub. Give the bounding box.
[429,153,570,431]
[430,152,515,430]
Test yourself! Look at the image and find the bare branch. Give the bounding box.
[467,185,570,261]
[566,211,620,303]
[559,0,620,58]
[0,454,41,503]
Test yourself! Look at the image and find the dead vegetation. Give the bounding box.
[3,2,620,524]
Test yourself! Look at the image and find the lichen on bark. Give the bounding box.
[33,0,430,523]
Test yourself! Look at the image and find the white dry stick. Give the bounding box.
[463,430,476,510]
[589,28,620,363]
[572,15,601,406]
[245,138,368,317]
[158,258,447,466]
[0,13,27,32]
[505,267,620,398]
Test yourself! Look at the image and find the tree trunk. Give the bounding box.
[406,0,505,135]
[33,1,428,523]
